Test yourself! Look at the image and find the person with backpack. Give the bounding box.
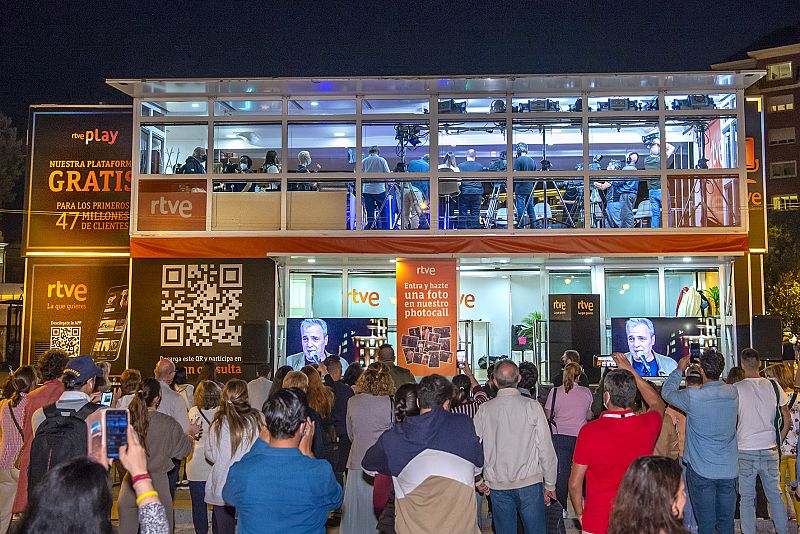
[118,378,200,534]
[27,355,103,499]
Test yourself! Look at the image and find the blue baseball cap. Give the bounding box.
[63,355,102,384]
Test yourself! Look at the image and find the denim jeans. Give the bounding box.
[649,188,662,228]
[552,434,577,508]
[685,462,735,534]
[618,192,636,228]
[605,201,621,228]
[458,193,482,229]
[189,480,216,534]
[490,483,545,534]
[738,449,787,534]
[363,192,387,229]
[515,192,535,228]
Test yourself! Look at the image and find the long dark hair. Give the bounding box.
[129,378,161,453]
[394,383,419,422]
[450,374,472,409]
[17,456,113,534]
[342,362,364,387]
[9,366,37,407]
[212,379,262,453]
[608,456,688,534]
[268,365,293,400]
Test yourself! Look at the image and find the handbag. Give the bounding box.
[548,387,558,434]
[5,400,24,470]
[545,499,567,534]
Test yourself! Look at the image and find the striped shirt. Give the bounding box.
[450,386,489,419]
[0,396,28,469]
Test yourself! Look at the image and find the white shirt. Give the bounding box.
[247,377,273,412]
[157,380,190,432]
[734,377,788,450]
[362,154,390,194]
[187,406,218,482]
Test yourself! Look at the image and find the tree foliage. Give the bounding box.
[0,114,25,220]
[766,272,800,331]
[765,211,800,331]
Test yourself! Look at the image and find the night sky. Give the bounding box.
[0,0,796,246]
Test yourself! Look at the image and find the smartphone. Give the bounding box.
[594,354,617,368]
[100,391,114,407]
[87,409,128,462]
[456,352,466,369]
[690,342,701,364]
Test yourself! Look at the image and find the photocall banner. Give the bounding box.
[24,106,132,253]
[23,259,130,375]
[396,258,458,376]
[128,258,276,380]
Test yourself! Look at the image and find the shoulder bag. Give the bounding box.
[548,387,558,434]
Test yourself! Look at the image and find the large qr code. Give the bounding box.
[51,327,81,356]
[160,264,243,347]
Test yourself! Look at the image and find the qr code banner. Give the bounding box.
[160,264,243,347]
[51,326,81,356]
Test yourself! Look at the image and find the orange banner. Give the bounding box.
[396,259,458,377]
[137,180,207,231]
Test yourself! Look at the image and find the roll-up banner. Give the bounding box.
[395,258,458,376]
[24,106,132,253]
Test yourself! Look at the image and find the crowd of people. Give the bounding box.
[1,342,799,534]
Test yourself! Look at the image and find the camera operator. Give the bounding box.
[513,143,537,228]
[643,137,675,228]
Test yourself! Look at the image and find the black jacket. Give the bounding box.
[182,155,206,174]
[324,375,354,437]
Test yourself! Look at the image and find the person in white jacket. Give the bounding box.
[205,379,263,534]
[187,380,221,534]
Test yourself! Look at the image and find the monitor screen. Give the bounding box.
[285,318,385,366]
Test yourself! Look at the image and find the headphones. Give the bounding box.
[626,152,639,164]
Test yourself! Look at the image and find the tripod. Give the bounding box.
[484,181,505,228]
[367,181,403,230]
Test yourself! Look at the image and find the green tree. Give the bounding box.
[0,114,25,236]
[766,271,800,332]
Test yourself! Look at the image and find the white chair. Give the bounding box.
[439,181,461,229]
[633,199,651,228]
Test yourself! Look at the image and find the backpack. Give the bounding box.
[28,403,100,498]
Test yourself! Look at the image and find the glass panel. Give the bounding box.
[512,119,583,171]
[667,175,741,228]
[459,273,511,358]
[438,177,507,230]
[288,272,343,317]
[513,178,584,229]
[288,99,356,115]
[287,179,355,230]
[288,123,356,173]
[141,101,207,117]
[362,99,429,114]
[664,270,720,317]
[549,272,591,294]
[437,121,507,172]
[587,95,658,112]
[667,93,736,111]
[211,179,281,231]
[213,123,282,173]
[606,271,660,318]
[214,100,282,116]
[665,117,738,169]
[512,97,582,113]
[362,179,430,230]
[362,121,430,172]
[139,124,207,175]
[588,119,658,167]
[347,274,396,319]
[438,98,506,114]
[588,176,656,228]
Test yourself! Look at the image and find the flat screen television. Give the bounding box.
[286,317,385,365]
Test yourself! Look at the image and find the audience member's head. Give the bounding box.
[685,366,703,387]
[268,365,294,399]
[699,348,725,381]
[16,456,113,534]
[8,366,37,408]
[725,366,745,384]
[197,361,218,384]
[562,350,580,365]
[417,374,453,410]
[395,383,420,421]
[298,151,311,165]
[740,347,760,371]
[256,364,272,379]
[518,361,538,392]
[283,371,309,391]
[120,369,142,396]
[451,374,472,409]
[342,362,364,387]
[607,456,686,534]
[173,366,189,386]
[603,369,638,410]
[492,360,520,390]
[301,365,334,418]
[38,349,70,382]
[262,388,309,444]
[354,364,395,396]
[194,379,222,410]
[764,363,794,390]
[563,362,583,393]
[323,356,343,380]
[154,358,176,383]
[62,356,102,393]
[377,344,395,363]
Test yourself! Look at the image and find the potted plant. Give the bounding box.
[519,311,544,348]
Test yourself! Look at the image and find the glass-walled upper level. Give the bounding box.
[114,73,760,235]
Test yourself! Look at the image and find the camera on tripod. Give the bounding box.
[488,150,507,172]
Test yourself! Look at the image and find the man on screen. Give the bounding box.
[287,318,349,371]
[624,318,678,377]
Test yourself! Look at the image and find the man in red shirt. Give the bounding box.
[12,349,69,513]
[568,353,665,534]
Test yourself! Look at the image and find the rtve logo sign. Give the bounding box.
[71,129,119,145]
[150,196,194,218]
[48,281,88,302]
[348,289,476,308]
